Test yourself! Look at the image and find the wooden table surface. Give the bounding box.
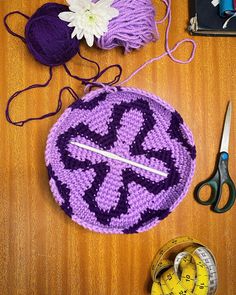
[0,1,236,294]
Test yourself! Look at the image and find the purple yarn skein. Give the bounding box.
[25,0,158,60]
[25,3,80,66]
[95,0,159,52]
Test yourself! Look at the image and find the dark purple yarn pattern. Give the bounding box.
[25,3,80,66]
[45,87,196,234]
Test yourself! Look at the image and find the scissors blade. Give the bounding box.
[220,101,232,153]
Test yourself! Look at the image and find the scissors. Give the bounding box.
[195,101,236,213]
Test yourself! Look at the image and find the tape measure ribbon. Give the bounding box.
[151,237,218,295]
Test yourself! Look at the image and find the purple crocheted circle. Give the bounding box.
[45,87,196,234]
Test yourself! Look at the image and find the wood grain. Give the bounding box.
[0,1,236,294]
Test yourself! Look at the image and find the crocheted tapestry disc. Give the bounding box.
[45,87,196,234]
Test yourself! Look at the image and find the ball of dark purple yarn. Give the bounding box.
[25,3,80,67]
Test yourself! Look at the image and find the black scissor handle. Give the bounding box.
[195,175,219,206]
[213,177,236,213]
[214,152,236,213]
[195,152,236,213]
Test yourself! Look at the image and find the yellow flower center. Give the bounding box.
[84,10,96,23]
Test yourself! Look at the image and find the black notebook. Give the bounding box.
[188,0,236,36]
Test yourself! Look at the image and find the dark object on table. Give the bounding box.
[195,102,236,213]
[220,0,236,16]
[188,0,236,36]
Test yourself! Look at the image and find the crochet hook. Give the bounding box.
[70,142,168,177]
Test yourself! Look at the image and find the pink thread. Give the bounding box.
[156,0,169,24]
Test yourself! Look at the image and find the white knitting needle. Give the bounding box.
[70,142,168,177]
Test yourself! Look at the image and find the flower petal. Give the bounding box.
[67,19,78,27]
[91,24,102,38]
[71,27,78,38]
[67,0,87,6]
[76,29,84,40]
[94,18,108,34]
[60,0,117,44]
[93,23,106,37]
[70,0,91,10]
[84,32,94,47]
[58,11,75,22]
[107,7,119,19]
[95,7,119,20]
[95,0,114,9]
[69,5,83,12]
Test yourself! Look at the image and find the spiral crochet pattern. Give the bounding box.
[45,87,196,234]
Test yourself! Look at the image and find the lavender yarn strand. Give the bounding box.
[118,0,196,86]
[95,0,158,52]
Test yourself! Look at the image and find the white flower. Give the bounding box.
[58,0,119,47]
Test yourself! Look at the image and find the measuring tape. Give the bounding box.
[151,237,218,295]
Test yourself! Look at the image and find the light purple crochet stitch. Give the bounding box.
[45,87,196,234]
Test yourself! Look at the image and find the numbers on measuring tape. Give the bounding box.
[184,274,192,282]
[151,237,218,295]
[197,282,208,290]
[197,261,205,268]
